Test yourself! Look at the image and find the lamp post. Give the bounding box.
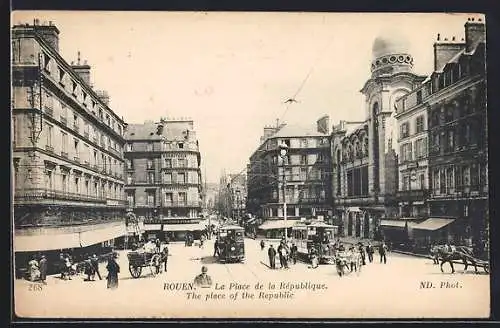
[279,142,289,242]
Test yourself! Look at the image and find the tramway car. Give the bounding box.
[216,224,245,263]
[291,221,338,264]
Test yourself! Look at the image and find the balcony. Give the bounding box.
[45,145,54,153]
[60,116,67,126]
[14,188,107,203]
[61,151,68,158]
[396,189,430,201]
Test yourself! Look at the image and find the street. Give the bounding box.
[15,238,490,319]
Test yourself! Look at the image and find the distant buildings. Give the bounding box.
[228,173,247,223]
[123,118,204,241]
[12,19,127,267]
[247,117,332,238]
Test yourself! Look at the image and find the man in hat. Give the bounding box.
[268,244,277,269]
[194,266,212,288]
[39,254,47,284]
[91,254,102,280]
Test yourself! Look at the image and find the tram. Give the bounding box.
[216,224,245,263]
[291,221,338,264]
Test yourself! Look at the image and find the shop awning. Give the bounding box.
[143,224,162,231]
[163,223,204,232]
[79,223,127,247]
[14,233,81,252]
[258,219,299,230]
[380,219,418,228]
[413,218,455,231]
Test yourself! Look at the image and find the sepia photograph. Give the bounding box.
[11,11,489,319]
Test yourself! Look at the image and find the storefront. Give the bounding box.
[257,219,299,239]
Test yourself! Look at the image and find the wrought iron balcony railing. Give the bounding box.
[14,188,107,203]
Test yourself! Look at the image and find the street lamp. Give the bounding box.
[279,142,289,242]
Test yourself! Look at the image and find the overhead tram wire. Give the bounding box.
[279,34,335,123]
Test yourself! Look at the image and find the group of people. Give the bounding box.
[264,239,298,270]
[27,254,48,284]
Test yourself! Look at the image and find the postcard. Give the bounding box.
[11,11,490,319]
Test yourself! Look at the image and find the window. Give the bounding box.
[446,167,454,194]
[177,173,185,183]
[147,191,155,206]
[74,139,79,157]
[178,158,187,168]
[126,159,133,169]
[400,122,410,139]
[93,150,98,165]
[178,143,184,149]
[300,167,307,180]
[85,179,90,195]
[75,177,80,193]
[147,143,153,151]
[126,143,133,151]
[44,170,53,189]
[300,138,308,148]
[61,174,68,192]
[300,155,308,165]
[439,168,446,194]
[45,123,53,147]
[148,172,155,184]
[127,173,133,184]
[416,115,425,133]
[415,138,427,159]
[164,173,172,183]
[61,132,67,153]
[419,173,425,190]
[127,192,135,206]
[402,175,410,191]
[165,193,173,205]
[433,169,440,194]
[106,114,110,126]
[147,159,154,169]
[165,158,172,168]
[447,130,455,152]
[72,81,77,95]
[400,142,413,162]
[416,90,423,104]
[471,164,479,191]
[178,192,187,204]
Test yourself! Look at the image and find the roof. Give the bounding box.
[413,218,455,231]
[125,120,195,141]
[269,124,328,139]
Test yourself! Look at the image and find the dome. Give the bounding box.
[372,31,411,59]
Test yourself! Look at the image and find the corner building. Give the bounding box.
[12,20,127,274]
[331,32,426,239]
[124,118,203,242]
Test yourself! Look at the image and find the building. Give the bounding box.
[228,172,247,223]
[12,19,127,274]
[123,118,204,242]
[247,116,332,238]
[331,31,427,240]
[423,18,487,249]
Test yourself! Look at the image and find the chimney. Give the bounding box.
[96,90,110,106]
[317,115,330,134]
[433,35,465,71]
[71,51,92,86]
[465,17,486,53]
[33,19,60,52]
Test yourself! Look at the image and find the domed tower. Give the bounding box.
[360,31,427,208]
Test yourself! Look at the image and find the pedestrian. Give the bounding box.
[310,247,319,269]
[155,238,161,253]
[28,256,40,282]
[84,256,95,281]
[268,244,277,269]
[161,245,169,272]
[91,254,102,280]
[106,252,120,289]
[260,239,265,251]
[358,243,366,265]
[64,254,72,280]
[184,234,189,247]
[366,243,374,263]
[291,243,298,264]
[58,253,66,280]
[277,243,285,269]
[194,266,212,288]
[39,254,47,284]
[279,242,289,269]
[379,242,388,264]
[213,238,220,257]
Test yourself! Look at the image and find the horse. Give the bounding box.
[434,245,479,274]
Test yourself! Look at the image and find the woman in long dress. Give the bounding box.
[106,253,120,289]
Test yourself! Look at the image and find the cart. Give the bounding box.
[127,251,162,278]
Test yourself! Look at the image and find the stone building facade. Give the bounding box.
[331,32,427,239]
[124,118,203,241]
[12,19,127,265]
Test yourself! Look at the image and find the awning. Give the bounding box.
[79,223,127,247]
[163,223,204,232]
[413,218,455,231]
[143,224,162,231]
[347,207,361,212]
[14,233,81,252]
[258,219,299,230]
[380,219,419,228]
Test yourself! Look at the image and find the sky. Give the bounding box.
[12,11,483,183]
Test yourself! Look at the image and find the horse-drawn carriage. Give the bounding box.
[430,244,489,274]
[127,244,168,278]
